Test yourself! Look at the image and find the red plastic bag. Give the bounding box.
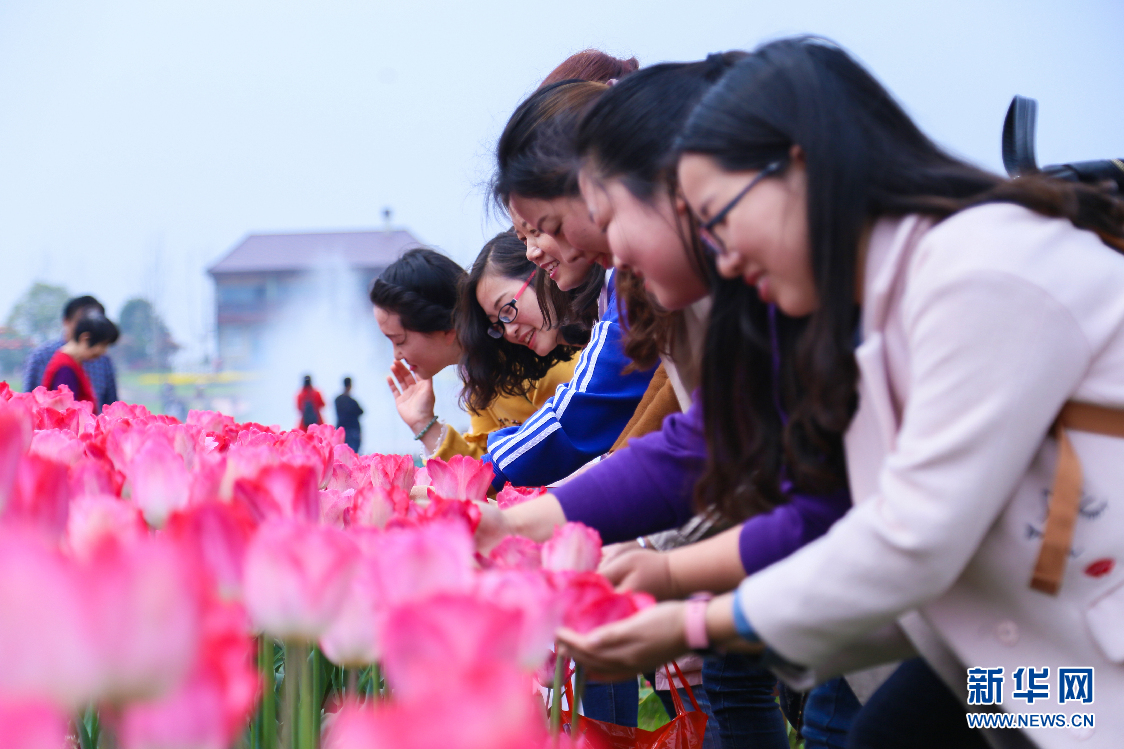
[559,662,707,749]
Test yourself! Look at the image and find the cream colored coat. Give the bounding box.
[736,204,1124,748]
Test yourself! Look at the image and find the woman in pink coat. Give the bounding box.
[558,38,1124,749]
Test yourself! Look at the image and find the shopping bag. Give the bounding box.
[558,662,707,749]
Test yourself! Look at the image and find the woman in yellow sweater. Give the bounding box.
[371,239,578,460]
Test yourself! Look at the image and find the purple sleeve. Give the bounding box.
[737,488,852,574]
[553,398,707,543]
[49,365,81,395]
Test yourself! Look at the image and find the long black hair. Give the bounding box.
[368,248,464,332]
[575,54,745,368]
[678,37,1124,520]
[456,230,578,413]
[493,80,609,333]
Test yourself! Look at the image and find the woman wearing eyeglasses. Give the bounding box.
[481,79,660,494]
[554,38,1124,749]
[372,246,577,460]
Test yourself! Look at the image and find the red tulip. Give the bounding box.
[243,519,360,640]
[69,455,125,497]
[541,522,602,572]
[0,404,32,508]
[424,455,493,503]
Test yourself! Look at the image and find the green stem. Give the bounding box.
[260,636,277,749]
[74,715,92,749]
[550,649,565,739]
[300,645,314,749]
[311,647,323,746]
[571,664,587,736]
[347,667,358,697]
[371,662,382,700]
[282,643,301,749]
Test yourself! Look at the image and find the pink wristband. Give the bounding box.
[684,594,712,650]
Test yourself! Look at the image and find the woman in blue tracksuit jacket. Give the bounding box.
[483,268,654,490]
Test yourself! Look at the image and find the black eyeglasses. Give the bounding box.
[697,160,784,257]
[486,270,536,339]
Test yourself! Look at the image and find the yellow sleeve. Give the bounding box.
[429,409,500,462]
[530,355,580,408]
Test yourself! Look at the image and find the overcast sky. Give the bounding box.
[2,0,1122,362]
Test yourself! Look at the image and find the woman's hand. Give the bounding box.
[474,502,515,555]
[599,540,642,569]
[386,360,436,434]
[556,602,690,681]
[600,548,677,600]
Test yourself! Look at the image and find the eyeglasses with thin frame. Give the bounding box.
[696,160,785,257]
[486,270,537,339]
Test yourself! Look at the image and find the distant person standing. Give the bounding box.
[334,376,364,453]
[24,295,119,411]
[41,314,119,407]
[296,374,325,429]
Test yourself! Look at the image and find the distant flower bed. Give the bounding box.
[0,382,648,749]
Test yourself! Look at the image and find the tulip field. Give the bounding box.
[0,383,652,749]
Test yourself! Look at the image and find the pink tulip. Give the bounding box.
[495,482,546,510]
[128,436,190,527]
[69,455,124,497]
[28,428,86,465]
[0,698,69,749]
[186,409,236,433]
[424,455,493,502]
[166,502,257,600]
[119,597,258,749]
[77,535,206,703]
[352,483,408,528]
[534,650,574,689]
[233,463,319,523]
[413,496,482,533]
[186,450,226,506]
[320,488,355,528]
[488,536,542,570]
[320,555,384,666]
[243,519,360,640]
[0,530,98,707]
[0,404,32,508]
[3,453,71,541]
[66,494,148,558]
[369,520,475,610]
[555,571,655,634]
[370,453,417,493]
[381,593,524,700]
[541,522,602,572]
[326,672,546,749]
[475,570,562,670]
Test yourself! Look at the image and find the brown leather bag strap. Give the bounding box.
[1031,401,1124,595]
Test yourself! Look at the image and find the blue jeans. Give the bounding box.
[846,658,989,749]
[702,654,788,749]
[655,680,724,749]
[582,678,639,727]
[802,678,861,749]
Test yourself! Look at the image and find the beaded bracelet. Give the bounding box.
[414,415,439,441]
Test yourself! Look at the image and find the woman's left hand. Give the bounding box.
[556,601,690,681]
